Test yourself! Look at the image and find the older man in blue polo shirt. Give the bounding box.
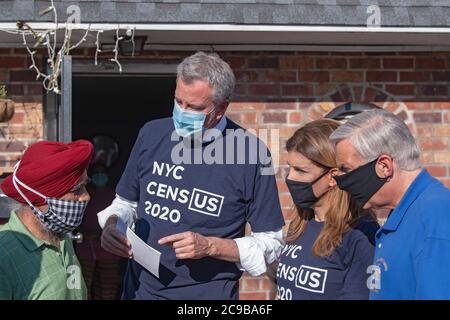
[330,109,450,300]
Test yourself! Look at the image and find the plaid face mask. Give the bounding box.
[12,161,89,235]
[32,198,88,235]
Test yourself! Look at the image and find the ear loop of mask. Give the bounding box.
[12,161,47,217]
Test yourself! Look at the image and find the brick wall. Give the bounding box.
[1,48,449,299]
[0,48,43,174]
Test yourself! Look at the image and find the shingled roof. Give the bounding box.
[1,0,450,27]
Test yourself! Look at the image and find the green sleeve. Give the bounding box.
[0,266,13,300]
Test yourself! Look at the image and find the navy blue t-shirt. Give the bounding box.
[117,117,285,300]
[277,216,377,300]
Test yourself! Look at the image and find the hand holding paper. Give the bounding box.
[116,218,161,278]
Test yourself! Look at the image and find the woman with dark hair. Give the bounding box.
[276,119,378,300]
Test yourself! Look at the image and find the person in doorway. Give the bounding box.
[74,163,126,300]
[276,119,377,300]
[97,51,285,300]
[0,140,93,300]
[330,109,450,299]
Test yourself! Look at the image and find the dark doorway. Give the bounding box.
[72,75,176,185]
[71,74,175,299]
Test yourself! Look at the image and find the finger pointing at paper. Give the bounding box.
[159,231,213,260]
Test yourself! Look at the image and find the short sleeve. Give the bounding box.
[414,237,450,299]
[116,127,145,201]
[342,234,375,299]
[246,150,285,233]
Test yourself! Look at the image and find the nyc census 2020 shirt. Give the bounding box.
[117,117,285,300]
[277,216,377,300]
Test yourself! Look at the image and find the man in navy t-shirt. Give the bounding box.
[97,52,285,300]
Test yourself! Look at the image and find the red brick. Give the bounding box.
[298,71,329,82]
[444,112,450,123]
[425,165,447,177]
[10,70,39,82]
[433,102,450,110]
[385,85,415,96]
[248,57,279,69]
[0,142,26,152]
[69,48,86,56]
[0,69,8,82]
[234,71,259,82]
[242,112,257,124]
[366,71,397,82]
[239,292,267,300]
[9,112,25,125]
[314,84,338,96]
[261,278,275,291]
[262,112,287,124]
[417,85,448,96]
[281,84,313,96]
[263,71,297,82]
[234,84,247,95]
[421,152,433,165]
[283,207,297,221]
[330,52,362,56]
[25,84,43,95]
[248,84,279,96]
[416,125,433,137]
[416,58,446,69]
[433,72,450,81]
[434,152,450,164]
[289,112,302,124]
[242,278,260,291]
[0,49,11,54]
[404,102,432,110]
[434,126,450,137]
[228,102,265,111]
[11,48,31,55]
[226,112,241,123]
[279,193,293,207]
[413,112,442,123]
[7,84,23,95]
[226,57,246,69]
[265,102,296,110]
[316,58,347,69]
[307,107,325,121]
[383,58,414,69]
[279,57,314,70]
[278,128,297,140]
[331,71,364,82]
[419,138,448,151]
[442,179,450,189]
[277,180,289,193]
[349,58,380,69]
[400,72,431,82]
[0,56,26,68]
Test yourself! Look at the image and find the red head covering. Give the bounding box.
[0,140,94,206]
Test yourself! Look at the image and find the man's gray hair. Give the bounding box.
[177,51,235,106]
[329,109,421,171]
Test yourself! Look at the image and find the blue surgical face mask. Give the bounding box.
[172,100,213,137]
[92,172,108,188]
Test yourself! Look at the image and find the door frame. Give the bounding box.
[43,59,177,142]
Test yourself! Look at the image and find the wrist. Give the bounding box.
[206,236,219,257]
[105,215,118,229]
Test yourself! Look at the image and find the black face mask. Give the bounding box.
[286,169,329,209]
[334,158,389,208]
